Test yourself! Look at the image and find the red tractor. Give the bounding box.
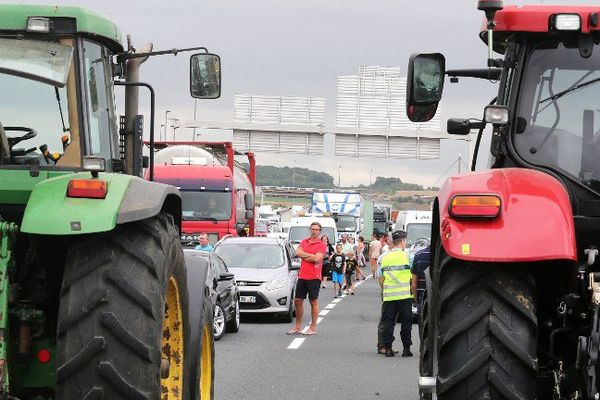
[409,2,600,399]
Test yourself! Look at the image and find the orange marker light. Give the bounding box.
[450,195,501,218]
[67,179,107,199]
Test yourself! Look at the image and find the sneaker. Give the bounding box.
[338,290,343,297]
[385,348,395,357]
[402,348,413,357]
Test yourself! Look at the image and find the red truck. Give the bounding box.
[148,141,256,245]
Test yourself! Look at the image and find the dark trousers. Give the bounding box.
[382,298,412,349]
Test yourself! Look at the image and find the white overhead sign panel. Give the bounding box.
[334,66,444,159]
[234,94,325,126]
[233,94,325,155]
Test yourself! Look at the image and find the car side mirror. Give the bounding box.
[406,53,445,122]
[219,272,235,281]
[190,53,221,99]
[290,259,301,270]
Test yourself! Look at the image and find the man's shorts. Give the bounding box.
[331,271,344,284]
[295,279,321,300]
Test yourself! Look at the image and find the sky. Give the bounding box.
[8,0,596,186]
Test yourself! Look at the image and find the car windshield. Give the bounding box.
[288,226,336,244]
[335,215,355,231]
[181,191,232,221]
[514,41,600,193]
[406,223,431,245]
[214,243,284,268]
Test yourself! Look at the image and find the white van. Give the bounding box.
[287,216,337,249]
[395,211,432,247]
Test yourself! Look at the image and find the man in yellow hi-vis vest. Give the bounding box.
[377,230,413,357]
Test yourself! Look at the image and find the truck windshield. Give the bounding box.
[181,191,232,221]
[406,223,431,246]
[374,221,387,233]
[514,41,600,193]
[0,38,77,166]
[335,215,356,231]
[288,226,336,245]
[215,244,284,268]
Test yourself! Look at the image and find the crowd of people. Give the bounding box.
[288,222,431,359]
[320,234,366,297]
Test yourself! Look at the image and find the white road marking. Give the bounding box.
[317,317,323,324]
[287,338,305,349]
[325,303,336,309]
[319,309,330,316]
[332,298,342,303]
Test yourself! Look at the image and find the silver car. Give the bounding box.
[213,236,299,322]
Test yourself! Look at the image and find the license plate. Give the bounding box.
[240,296,256,303]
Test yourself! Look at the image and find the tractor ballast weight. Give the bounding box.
[409,2,600,399]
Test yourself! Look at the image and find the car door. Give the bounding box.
[213,254,235,311]
[285,243,298,288]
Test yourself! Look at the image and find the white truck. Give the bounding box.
[310,191,362,241]
[395,210,432,249]
[287,216,337,250]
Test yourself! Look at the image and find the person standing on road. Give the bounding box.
[341,235,353,256]
[355,236,366,280]
[194,233,213,251]
[331,244,346,298]
[344,251,358,295]
[411,245,431,315]
[369,233,383,277]
[377,230,413,357]
[321,235,334,289]
[288,222,326,336]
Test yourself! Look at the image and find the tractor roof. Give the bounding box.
[0,4,123,52]
[481,5,600,52]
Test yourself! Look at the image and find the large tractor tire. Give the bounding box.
[185,254,215,399]
[55,213,206,400]
[436,251,538,400]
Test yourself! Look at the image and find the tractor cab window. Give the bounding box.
[0,38,79,167]
[515,41,600,193]
[82,40,118,167]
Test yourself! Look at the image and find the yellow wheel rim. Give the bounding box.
[161,277,184,400]
[200,324,213,399]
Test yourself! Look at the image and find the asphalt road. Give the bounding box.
[214,269,420,400]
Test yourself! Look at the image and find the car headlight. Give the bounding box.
[266,279,286,291]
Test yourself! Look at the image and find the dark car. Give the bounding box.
[184,249,240,340]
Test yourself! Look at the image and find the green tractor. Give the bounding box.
[0,4,220,400]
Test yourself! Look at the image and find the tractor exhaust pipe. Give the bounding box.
[124,36,152,175]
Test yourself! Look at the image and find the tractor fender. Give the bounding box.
[21,173,181,235]
[436,168,577,263]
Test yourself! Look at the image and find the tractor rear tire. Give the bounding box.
[56,213,197,400]
[436,255,538,400]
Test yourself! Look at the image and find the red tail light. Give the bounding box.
[67,179,107,199]
[37,349,51,363]
[450,195,501,218]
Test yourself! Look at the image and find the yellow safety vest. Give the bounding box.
[380,249,412,301]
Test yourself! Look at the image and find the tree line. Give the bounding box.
[257,165,436,191]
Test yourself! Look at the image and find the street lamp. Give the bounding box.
[164,110,171,141]
[292,160,297,187]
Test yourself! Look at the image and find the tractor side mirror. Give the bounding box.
[190,53,221,99]
[245,210,254,219]
[406,53,445,122]
[244,193,254,210]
